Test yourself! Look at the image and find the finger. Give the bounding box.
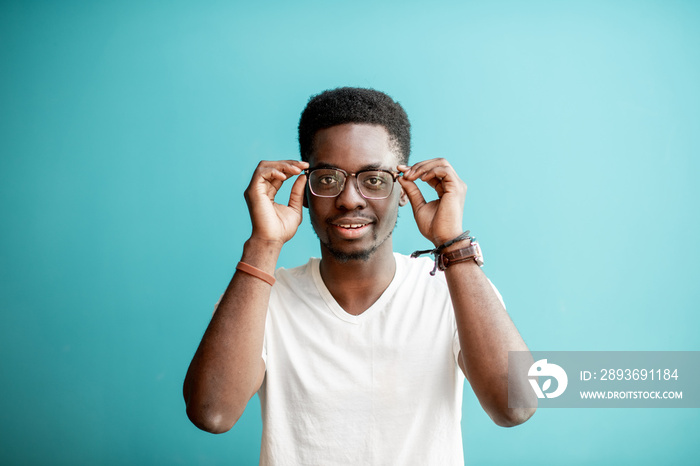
[255,160,308,195]
[399,157,446,172]
[403,159,454,182]
[258,159,309,172]
[288,173,307,213]
[264,160,308,174]
[418,165,453,184]
[423,175,446,197]
[417,165,467,197]
[397,176,427,213]
[247,160,303,206]
[403,162,455,198]
[259,168,288,195]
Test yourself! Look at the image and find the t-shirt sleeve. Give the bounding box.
[261,313,269,365]
[452,329,462,367]
[212,294,222,314]
[489,278,506,310]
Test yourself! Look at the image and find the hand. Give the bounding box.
[397,158,467,246]
[244,160,309,246]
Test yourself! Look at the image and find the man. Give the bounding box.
[184,87,535,465]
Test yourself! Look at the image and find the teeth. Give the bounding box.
[337,224,366,229]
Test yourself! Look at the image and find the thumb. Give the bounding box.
[288,173,307,213]
[398,177,426,214]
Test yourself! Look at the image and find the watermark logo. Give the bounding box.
[528,359,568,399]
[509,351,699,408]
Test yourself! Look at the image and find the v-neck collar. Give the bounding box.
[310,253,406,324]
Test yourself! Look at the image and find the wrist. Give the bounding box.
[246,234,285,250]
[431,229,465,248]
[440,237,472,253]
[438,241,484,270]
[410,230,483,275]
[242,238,283,273]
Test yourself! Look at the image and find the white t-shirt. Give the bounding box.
[258,253,466,466]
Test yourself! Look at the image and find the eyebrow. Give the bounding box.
[310,162,392,171]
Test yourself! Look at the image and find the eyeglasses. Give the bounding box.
[303,167,400,200]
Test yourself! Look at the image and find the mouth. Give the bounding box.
[328,218,374,238]
[329,217,373,228]
[331,222,370,229]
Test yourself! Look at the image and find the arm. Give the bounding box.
[183,160,308,433]
[398,159,536,427]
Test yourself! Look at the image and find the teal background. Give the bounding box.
[1,0,698,464]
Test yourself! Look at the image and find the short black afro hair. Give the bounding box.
[298,87,411,165]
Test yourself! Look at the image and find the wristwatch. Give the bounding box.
[437,241,484,270]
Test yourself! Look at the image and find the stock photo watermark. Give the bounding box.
[508,352,700,408]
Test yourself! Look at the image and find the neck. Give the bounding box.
[318,241,396,316]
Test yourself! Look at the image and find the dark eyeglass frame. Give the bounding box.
[303,167,401,200]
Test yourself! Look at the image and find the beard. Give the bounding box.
[316,214,399,263]
[320,235,380,263]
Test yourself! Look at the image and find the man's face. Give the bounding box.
[306,123,407,263]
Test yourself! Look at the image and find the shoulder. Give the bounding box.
[394,252,506,309]
[391,253,456,329]
[274,258,316,281]
[270,258,319,298]
[394,252,447,281]
[393,252,450,292]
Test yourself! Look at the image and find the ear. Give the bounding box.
[303,186,309,208]
[398,186,408,207]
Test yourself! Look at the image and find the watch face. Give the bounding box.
[474,242,484,266]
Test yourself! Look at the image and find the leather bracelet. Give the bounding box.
[236,261,276,286]
[438,242,484,270]
[411,230,476,275]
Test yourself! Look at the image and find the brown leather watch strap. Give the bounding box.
[437,242,484,270]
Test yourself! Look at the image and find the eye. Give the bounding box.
[361,173,389,190]
[318,175,340,186]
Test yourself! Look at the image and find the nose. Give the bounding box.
[334,174,367,211]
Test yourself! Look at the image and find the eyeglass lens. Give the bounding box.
[309,169,394,199]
